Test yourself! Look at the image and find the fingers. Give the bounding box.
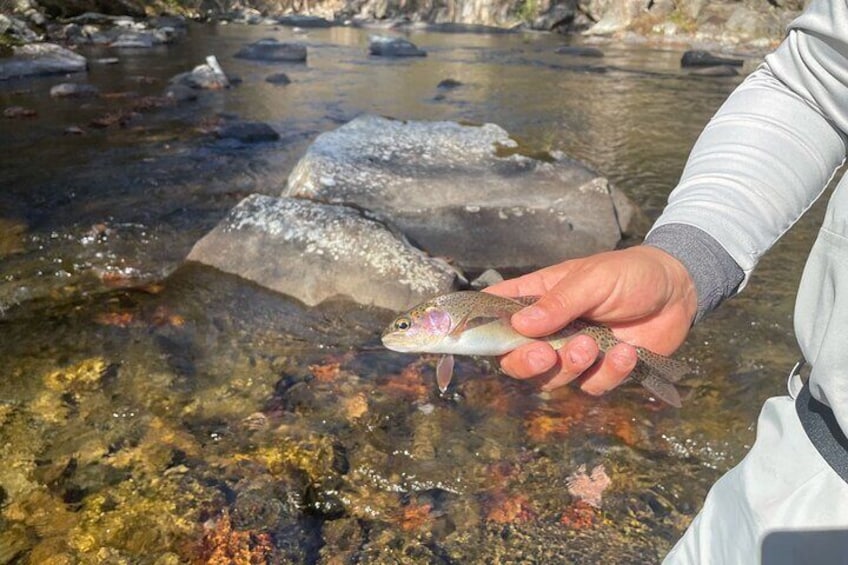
[577,342,637,396]
[499,342,558,379]
[500,335,600,388]
[508,265,611,338]
[500,338,637,397]
[483,272,550,299]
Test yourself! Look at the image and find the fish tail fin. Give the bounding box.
[632,367,682,408]
[631,348,689,408]
[635,347,690,383]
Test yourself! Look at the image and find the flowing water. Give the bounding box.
[0,22,825,563]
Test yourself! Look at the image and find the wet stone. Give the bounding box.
[234,38,307,62]
[680,50,744,68]
[285,114,644,271]
[0,43,87,80]
[265,72,291,85]
[168,60,230,91]
[186,194,459,310]
[110,32,154,48]
[276,15,333,28]
[437,78,463,89]
[49,82,100,98]
[3,106,37,118]
[368,35,427,57]
[215,121,280,143]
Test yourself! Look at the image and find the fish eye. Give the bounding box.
[394,317,411,331]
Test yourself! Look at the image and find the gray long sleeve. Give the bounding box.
[644,0,848,322]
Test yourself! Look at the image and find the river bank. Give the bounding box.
[2,0,803,55]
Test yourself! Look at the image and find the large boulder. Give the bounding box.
[186,195,459,310]
[284,115,642,272]
[0,43,87,80]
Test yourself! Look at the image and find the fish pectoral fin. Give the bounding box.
[436,354,455,393]
[448,313,502,337]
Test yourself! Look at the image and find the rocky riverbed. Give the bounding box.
[0,4,819,564]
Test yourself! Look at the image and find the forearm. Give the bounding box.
[646,0,848,321]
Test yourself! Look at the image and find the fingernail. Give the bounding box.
[517,306,546,322]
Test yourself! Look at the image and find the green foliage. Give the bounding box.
[668,8,697,33]
[516,0,538,23]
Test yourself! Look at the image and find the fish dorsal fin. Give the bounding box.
[511,295,541,308]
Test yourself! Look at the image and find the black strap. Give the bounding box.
[796,382,848,483]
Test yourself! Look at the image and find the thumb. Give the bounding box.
[511,269,607,337]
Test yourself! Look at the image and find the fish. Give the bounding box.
[381,290,687,407]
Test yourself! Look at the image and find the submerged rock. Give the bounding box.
[437,78,462,89]
[680,50,744,68]
[110,31,156,48]
[0,43,87,80]
[186,195,459,310]
[285,115,643,271]
[368,35,426,57]
[3,106,37,118]
[265,72,291,85]
[234,38,307,62]
[215,121,280,143]
[49,82,100,98]
[555,45,604,57]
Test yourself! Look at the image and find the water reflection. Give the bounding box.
[0,21,815,562]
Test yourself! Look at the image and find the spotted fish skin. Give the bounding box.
[382,291,688,407]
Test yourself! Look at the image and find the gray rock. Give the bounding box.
[680,50,743,68]
[532,2,578,31]
[168,57,230,90]
[3,105,37,118]
[149,15,188,30]
[49,82,100,98]
[164,84,198,103]
[0,14,41,42]
[437,78,462,89]
[215,121,280,143]
[67,12,136,26]
[368,35,426,57]
[110,32,155,48]
[266,72,291,85]
[284,115,640,271]
[276,15,333,28]
[0,43,87,81]
[555,45,604,58]
[186,195,459,310]
[234,38,307,62]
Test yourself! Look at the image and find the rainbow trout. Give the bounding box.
[381,291,687,407]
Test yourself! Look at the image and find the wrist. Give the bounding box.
[644,224,744,323]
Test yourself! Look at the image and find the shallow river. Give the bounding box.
[0,22,825,563]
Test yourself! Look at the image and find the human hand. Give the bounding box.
[484,245,697,395]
